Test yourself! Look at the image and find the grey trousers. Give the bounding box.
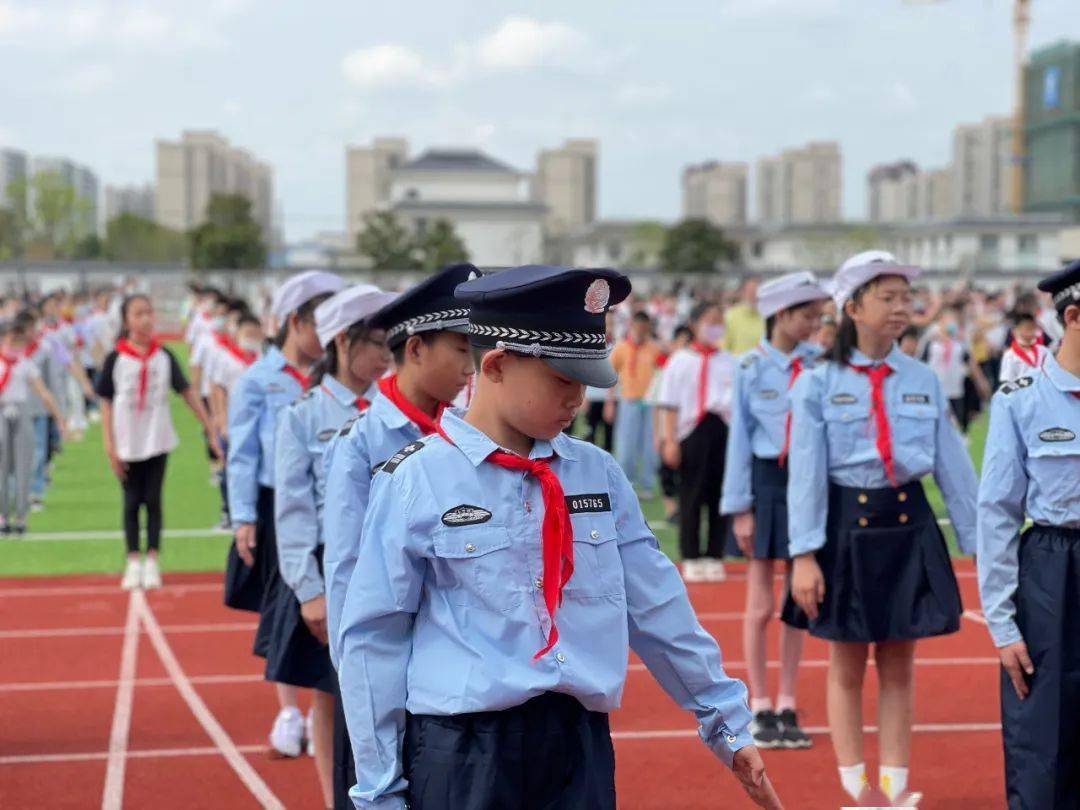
[0,412,35,524]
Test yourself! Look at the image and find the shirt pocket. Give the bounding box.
[893,403,937,468]
[564,512,624,599]
[431,525,522,612]
[1027,441,1080,507]
[822,404,865,462]
[748,391,788,425]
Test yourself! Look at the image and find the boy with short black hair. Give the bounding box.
[337,265,779,810]
[999,310,1049,385]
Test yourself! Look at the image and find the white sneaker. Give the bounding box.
[703,558,727,582]
[120,559,142,590]
[141,557,162,589]
[269,707,305,758]
[682,559,708,583]
[305,709,315,757]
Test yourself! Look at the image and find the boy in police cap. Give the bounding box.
[337,265,780,810]
[977,258,1080,810]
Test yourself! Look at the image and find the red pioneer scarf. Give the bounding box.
[1010,339,1039,368]
[280,363,309,390]
[22,339,39,360]
[215,333,257,368]
[377,374,449,440]
[778,355,804,468]
[0,353,17,396]
[115,338,161,411]
[850,363,897,486]
[691,341,717,425]
[485,449,574,660]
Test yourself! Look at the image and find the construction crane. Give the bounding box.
[904,0,1031,213]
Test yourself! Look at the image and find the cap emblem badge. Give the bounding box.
[584,279,610,314]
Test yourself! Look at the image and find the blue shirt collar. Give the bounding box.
[440,410,579,467]
[848,345,903,371]
[757,339,818,370]
[320,374,359,408]
[1043,352,1080,393]
[370,390,412,430]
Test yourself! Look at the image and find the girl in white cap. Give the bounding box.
[721,271,830,752]
[785,251,978,806]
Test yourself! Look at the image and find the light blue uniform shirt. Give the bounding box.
[226,346,306,526]
[322,393,423,668]
[976,353,1080,648]
[721,339,820,515]
[274,376,363,604]
[338,411,753,810]
[787,346,978,556]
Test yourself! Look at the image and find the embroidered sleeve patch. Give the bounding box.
[441,505,493,526]
[830,393,857,405]
[902,394,930,404]
[379,441,425,474]
[317,428,337,442]
[1039,428,1076,442]
[565,493,612,514]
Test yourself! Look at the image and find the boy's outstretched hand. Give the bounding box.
[733,745,783,809]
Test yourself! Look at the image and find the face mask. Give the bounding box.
[238,338,262,354]
[946,323,957,337]
[211,316,226,332]
[698,324,723,344]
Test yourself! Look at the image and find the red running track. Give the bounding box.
[0,560,1004,809]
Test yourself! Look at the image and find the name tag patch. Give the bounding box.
[265,383,286,393]
[831,393,857,405]
[441,505,493,527]
[903,394,930,404]
[380,441,425,474]
[758,389,780,400]
[1039,427,1076,443]
[316,428,337,442]
[565,493,612,514]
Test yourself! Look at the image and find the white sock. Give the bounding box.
[838,763,866,801]
[879,765,908,801]
[750,697,772,713]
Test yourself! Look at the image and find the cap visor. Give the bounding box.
[543,355,618,389]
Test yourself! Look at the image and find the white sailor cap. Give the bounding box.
[757,270,831,319]
[270,271,345,323]
[831,250,921,311]
[315,285,399,348]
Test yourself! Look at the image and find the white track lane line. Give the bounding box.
[0,582,221,598]
[0,622,257,640]
[100,591,140,810]
[136,592,285,810]
[0,723,1002,766]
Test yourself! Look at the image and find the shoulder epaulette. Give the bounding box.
[379,439,427,475]
[999,376,1034,396]
[337,411,365,437]
[740,353,760,370]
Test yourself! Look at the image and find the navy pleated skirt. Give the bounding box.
[223,486,277,614]
[263,545,335,693]
[1000,524,1080,810]
[749,457,791,560]
[782,481,962,642]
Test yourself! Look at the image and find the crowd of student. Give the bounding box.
[12,252,1077,809]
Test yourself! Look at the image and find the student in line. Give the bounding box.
[96,295,218,589]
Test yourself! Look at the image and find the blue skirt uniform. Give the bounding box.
[748,457,791,560]
[1000,524,1080,810]
[263,544,335,693]
[783,481,962,641]
[223,485,277,614]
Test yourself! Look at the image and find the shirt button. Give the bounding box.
[465,543,477,553]
[524,501,532,513]
[590,529,600,540]
[534,577,543,590]
[858,517,869,528]
[898,491,908,503]
[555,652,566,663]
[726,734,738,744]
[857,493,868,504]
[899,513,909,524]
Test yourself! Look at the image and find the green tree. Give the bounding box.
[72,233,103,260]
[626,220,667,268]
[0,208,23,259]
[29,171,93,257]
[417,218,469,270]
[189,193,266,269]
[659,218,739,274]
[356,210,421,271]
[103,214,188,262]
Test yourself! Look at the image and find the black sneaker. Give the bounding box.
[749,710,783,749]
[777,708,812,749]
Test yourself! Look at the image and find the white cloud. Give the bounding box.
[341,44,449,90]
[800,80,839,106]
[889,80,917,111]
[476,17,589,70]
[58,62,115,94]
[615,82,671,107]
[0,0,42,34]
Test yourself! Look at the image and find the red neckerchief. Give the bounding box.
[655,352,669,369]
[0,353,17,396]
[1010,339,1039,368]
[22,339,39,359]
[280,363,309,389]
[377,373,449,440]
[849,362,897,486]
[778,355,804,468]
[115,338,161,411]
[215,333,256,367]
[485,449,573,660]
[691,341,717,424]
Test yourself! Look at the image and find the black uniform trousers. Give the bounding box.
[403,692,615,810]
[678,412,729,560]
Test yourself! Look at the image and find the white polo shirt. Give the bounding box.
[656,346,736,441]
[0,355,41,418]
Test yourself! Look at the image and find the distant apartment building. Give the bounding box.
[0,148,28,217]
[534,138,597,234]
[1024,40,1080,221]
[155,130,274,241]
[682,161,748,227]
[756,141,841,226]
[105,183,155,223]
[952,116,1012,217]
[32,155,99,237]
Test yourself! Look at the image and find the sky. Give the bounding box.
[1,0,1078,242]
